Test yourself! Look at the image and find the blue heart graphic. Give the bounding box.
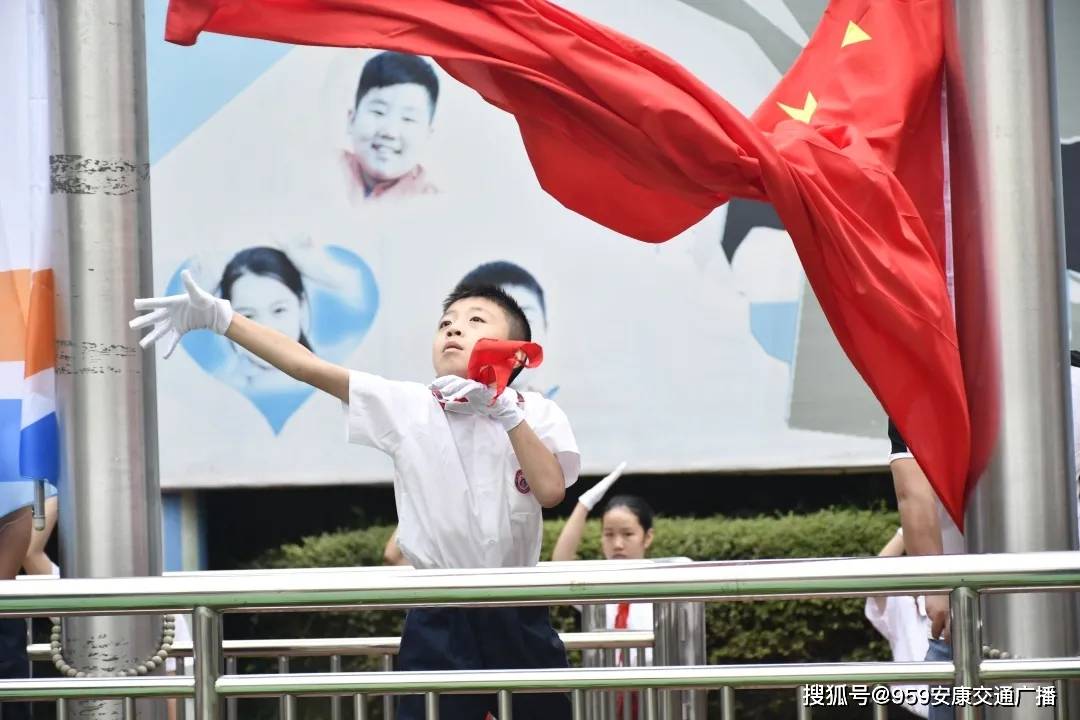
[167,246,379,434]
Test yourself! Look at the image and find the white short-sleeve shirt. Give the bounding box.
[605,602,654,665]
[864,595,931,718]
[345,371,580,569]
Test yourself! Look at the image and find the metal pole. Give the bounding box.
[677,601,707,720]
[424,692,439,720]
[330,654,342,720]
[872,703,887,720]
[951,587,981,720]
[381,654,396,720]
[795,687,810,720]
[353,693,369,720]
[572,689,585,720]
[949,0,1077,716]
[225,657,237,720]
[47,0,162,717]
[582,605,606,720]
[193,607,223,720]
[603,648,617,720]
[721,687,735,719]
[278,656,296,720]
[497,690,513,720]
[652,603,680,720]
[644,688,658,720]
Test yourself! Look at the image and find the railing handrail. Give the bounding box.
[27,630,654,660]
[3,551,1079,616]
[4,659,1079,702]
[11,558,666,581]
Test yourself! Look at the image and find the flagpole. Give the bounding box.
[47,1,164,718]
[949,0,1077,717]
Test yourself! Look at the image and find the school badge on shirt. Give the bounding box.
[514,469,531,494]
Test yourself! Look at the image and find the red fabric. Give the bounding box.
[613,601,630,664]
[468,339,543,398]
[165,0,975,526]
[613,602,630,630]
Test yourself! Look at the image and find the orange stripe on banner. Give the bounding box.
[24,269,55,376]
[0,269,30,361]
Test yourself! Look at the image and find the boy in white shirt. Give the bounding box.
[132,273,579,720]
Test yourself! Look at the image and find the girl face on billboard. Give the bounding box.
[348,84,434,183]
[230,273,306,369]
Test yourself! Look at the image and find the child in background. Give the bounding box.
[864,529,931,719]
[552,462,652,719]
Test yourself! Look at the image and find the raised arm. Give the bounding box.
[226,315,348,401]
[551,503,590,562]
[130,270,349,401]
[552,462,628,561]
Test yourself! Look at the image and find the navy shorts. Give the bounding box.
[397,606,571,720]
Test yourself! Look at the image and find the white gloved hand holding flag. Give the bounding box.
[430,375,526,432]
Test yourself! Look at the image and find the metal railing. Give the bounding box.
[3,551,1080,719]
[27,630,656,720]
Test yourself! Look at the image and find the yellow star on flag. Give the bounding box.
[778,92,817,124]
[841,20,871,47]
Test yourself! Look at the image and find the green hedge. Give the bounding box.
[235,508,901,719]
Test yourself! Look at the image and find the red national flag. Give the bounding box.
[165,0,974,526]
[468,339,543,399]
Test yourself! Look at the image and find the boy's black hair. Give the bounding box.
[458,261,547,323]
[442,284,532,385]
[602,495,655,533]
[355,51,439,118]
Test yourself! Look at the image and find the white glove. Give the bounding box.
[430,375,525,432]
[129,269,234,358]
[578,461,628,511]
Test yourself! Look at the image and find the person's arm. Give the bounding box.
[552,503,590,561]
[22,495,57,575]
[552,462,628,561]
[891,457,949,639]
[383,529,409,566]
[432,376,577,508]
[225,314,348,401]
[131,270,349,401]
[507,422,566,507]
[878,527,906,558]
[892,460,945,557]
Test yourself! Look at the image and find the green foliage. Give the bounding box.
[233,508,902,719]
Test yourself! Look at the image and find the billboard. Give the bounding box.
[147,0,910,488]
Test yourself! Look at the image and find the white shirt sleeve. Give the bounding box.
[864,596,892,639]
[344,371,433,453]
[523,395,581,487]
